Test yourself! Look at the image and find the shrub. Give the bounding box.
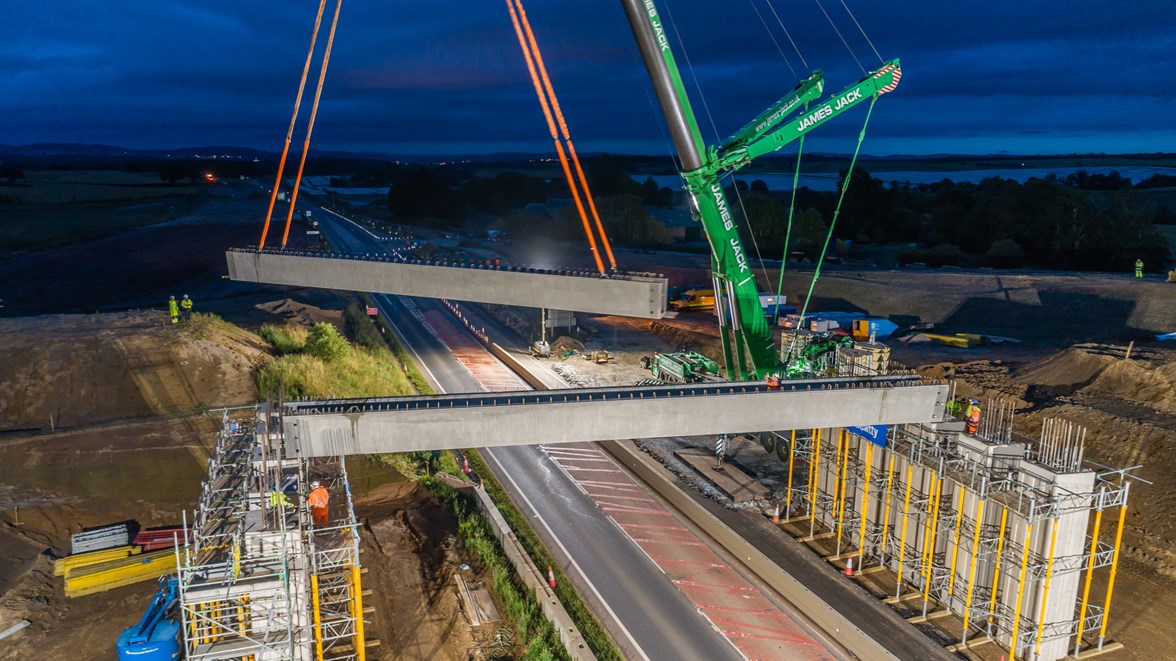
[986,238,1025,268]
[304,322,348,361]
[923,243,964,267]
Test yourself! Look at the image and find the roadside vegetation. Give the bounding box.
[256,320,415,399]
[383,451,623,661]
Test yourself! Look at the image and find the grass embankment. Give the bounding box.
[256,308,418,399]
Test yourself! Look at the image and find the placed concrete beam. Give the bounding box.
[281,380,948,457]
[226,249,668,319]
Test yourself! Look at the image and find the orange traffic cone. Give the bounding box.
[844,556,854,577]
[478,478,484,489]
[462,456,470,473]
[772,503,781,524]
[547,566,557,589]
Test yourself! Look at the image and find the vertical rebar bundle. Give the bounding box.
[1038,418,1087,473]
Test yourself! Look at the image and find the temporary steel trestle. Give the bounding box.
[175,408,367,660]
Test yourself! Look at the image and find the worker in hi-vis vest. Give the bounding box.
[307,480,330,526]
[1135,258,1144,279]
[180,294,193,322]
[965,399,981,435]
[167,296,179,324]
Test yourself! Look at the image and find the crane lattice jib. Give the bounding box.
[621,0,901,380]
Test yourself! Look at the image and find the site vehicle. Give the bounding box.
[672,288,716,311]
[641,352,720,382]
[620,0,901,381]
[116,575,181,660]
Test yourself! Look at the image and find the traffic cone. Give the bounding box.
[478,478,484,489]
[462,456,470,473]
[772,503,781,524]
[844,556,854,577]
[547,566,557,589]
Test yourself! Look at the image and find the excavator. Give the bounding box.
[620,0,900,383]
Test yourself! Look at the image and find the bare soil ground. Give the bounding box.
[0,306,485,659]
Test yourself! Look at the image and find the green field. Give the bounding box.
[0,170,200,256]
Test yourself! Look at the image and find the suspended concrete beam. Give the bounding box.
[281,378,949,457]
[226,248,669,319]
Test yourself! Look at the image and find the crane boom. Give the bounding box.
[620,0,901,380]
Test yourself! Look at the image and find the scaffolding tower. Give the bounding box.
[764,396,1136,661]
[175,408,367,660]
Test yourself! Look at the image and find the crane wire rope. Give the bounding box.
[279,0,344,248]
[838,0,884,64]
[771,130,805,326]
[787,95,877,359]
[814,0,865,73]
[258,0,329,249]
[763,0,809,70]
[505,0,617,273]
[663,1,773,288]
[747,0,797,79]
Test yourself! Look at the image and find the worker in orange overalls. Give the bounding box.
[307,480,329,526]
[765,373,780,391]
[965,399,981,435]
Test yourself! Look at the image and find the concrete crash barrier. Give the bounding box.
[226,248,669,319]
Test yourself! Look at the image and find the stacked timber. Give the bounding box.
[53,546,141,577]
[63,548,177,598]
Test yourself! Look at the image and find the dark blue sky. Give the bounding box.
[3,1,1173,157]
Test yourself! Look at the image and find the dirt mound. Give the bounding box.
[1014,343,1176,414]
[254,298,342,327]
[549,336,583,354]
[0,311,268,430]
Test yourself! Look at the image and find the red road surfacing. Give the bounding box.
[421,305,833,660]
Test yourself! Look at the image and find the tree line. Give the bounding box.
[381,157,1172,272]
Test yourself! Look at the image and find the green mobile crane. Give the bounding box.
[620,0,901,381]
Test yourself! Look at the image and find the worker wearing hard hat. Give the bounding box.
[965,399,981,435]
[167,296,179,325]
[269,484,293,511]
[180,294,193,322]
[307,480,330,526]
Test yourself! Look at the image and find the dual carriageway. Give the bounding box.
[278,201,954,660]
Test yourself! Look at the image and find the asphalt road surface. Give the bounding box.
[314,204,749,660]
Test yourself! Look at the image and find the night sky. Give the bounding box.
[3,0,1173,157]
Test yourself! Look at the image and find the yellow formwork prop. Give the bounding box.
[311,573,324,660]
[879,451,896,555]
[1074,503,1104,651]
[785,430,796,514]
[1099,492,1129,642]
[961,499,985,636]
[1034,517,1061,656]
[921,475,943,604]
[987,507,1009,624]
[1009,521,1034,660]
[64,549,177,597]
[896,463,914,587]
[836,430,850,547]
[351,564,367,661]
[54,545,141,577]
[857,442,874,559]
[808,428,821,525]
[947,488,965,596]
